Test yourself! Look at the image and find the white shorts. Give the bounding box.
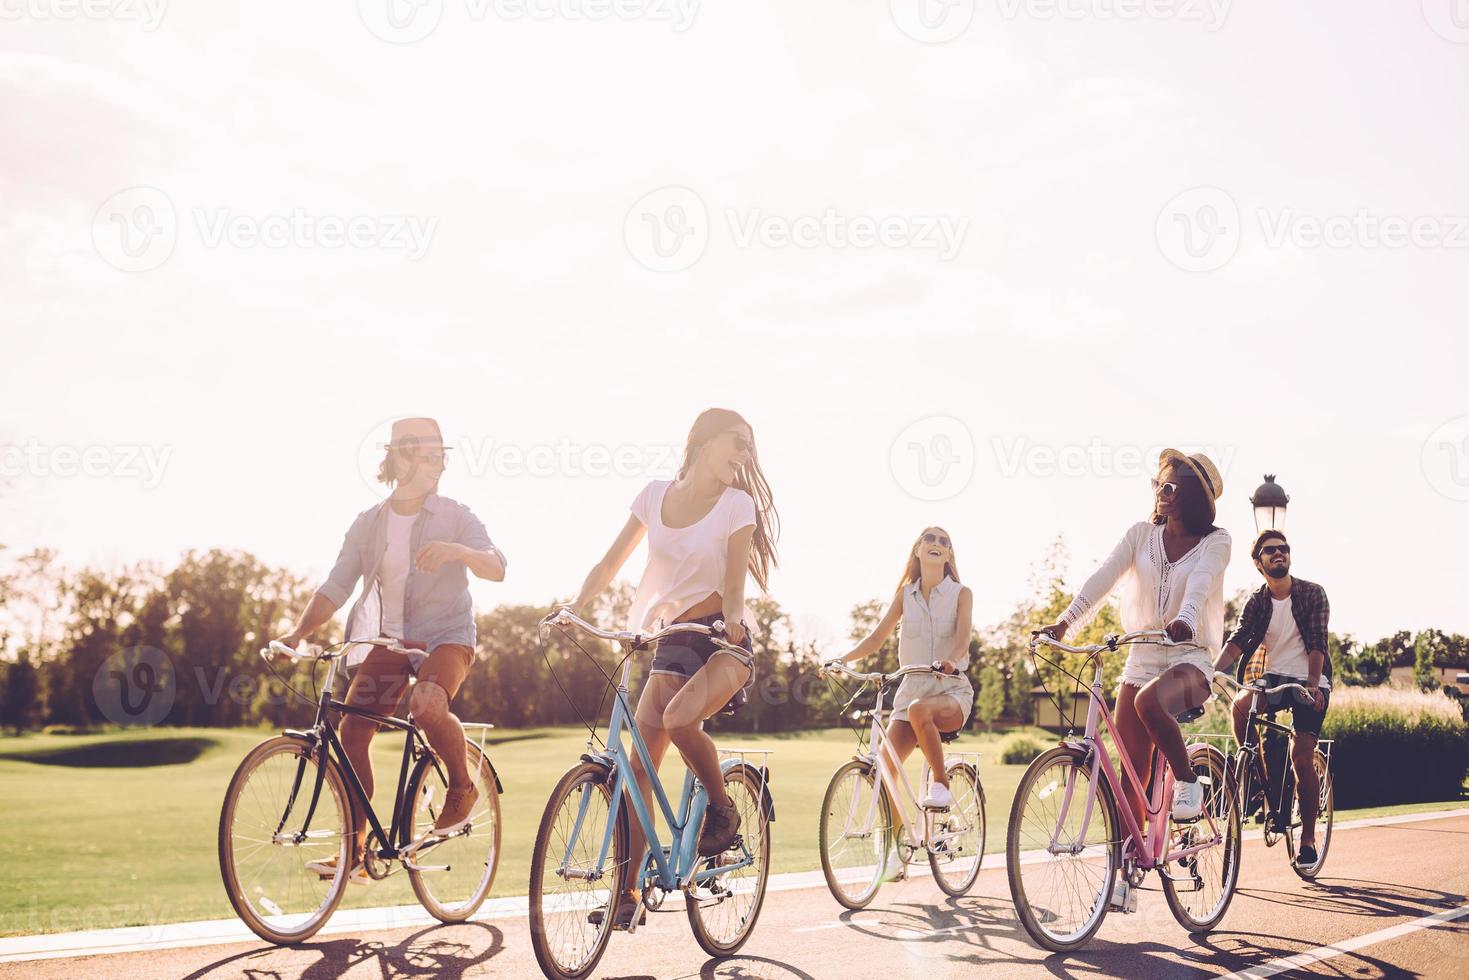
[1118,642,1213,690]
[891,672,974,728]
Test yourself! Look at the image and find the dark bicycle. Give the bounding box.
[218,637,503,944]
[1213,671,1335,879]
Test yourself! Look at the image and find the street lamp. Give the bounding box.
[1250,474,1289,534]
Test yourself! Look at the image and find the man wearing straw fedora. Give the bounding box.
[276,417,506,884]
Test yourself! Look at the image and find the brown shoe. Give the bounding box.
[698,802,741,857]
[433,784,480,837]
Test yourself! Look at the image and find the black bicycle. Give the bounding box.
[1213,671,1334,880]
[218,637,503,944]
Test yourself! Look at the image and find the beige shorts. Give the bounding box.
[891,672,974,728]
[1118,642,1213,690]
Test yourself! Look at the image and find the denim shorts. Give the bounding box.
[649,613,754,681]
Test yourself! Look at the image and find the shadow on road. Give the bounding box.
[1193,929,1402,978]
[1236,877,1467,920]
[178,922,504,979]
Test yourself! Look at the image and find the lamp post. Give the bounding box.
[1250,474,1289,534]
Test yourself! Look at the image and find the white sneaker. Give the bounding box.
[882,847,907,882]
[304,855,370,886]
[1171,779,1204,822]
[921,782,954,810]
[1109,880,1136,912]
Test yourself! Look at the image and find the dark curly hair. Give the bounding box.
[1251,529,1288,561]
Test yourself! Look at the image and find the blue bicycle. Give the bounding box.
[528,610,775,980]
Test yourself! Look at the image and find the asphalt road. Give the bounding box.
[6,813,1468,979]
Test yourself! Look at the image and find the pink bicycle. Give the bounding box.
[1007,630,1242,953]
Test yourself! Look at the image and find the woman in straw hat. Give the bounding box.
[1037,450,1230,851]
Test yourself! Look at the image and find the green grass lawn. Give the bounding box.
[0,724,1463,937]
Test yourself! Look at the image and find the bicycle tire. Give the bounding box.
[818,759,890,910]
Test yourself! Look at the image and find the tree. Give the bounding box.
[975,665,1004,731]
[1414,630,1442,691]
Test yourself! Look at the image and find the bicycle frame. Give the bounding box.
[563,649,760,894]
[1227,679,1334,829]
[1050,652,1225,873]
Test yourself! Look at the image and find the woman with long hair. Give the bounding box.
[1037,449,1230,906]
[567,407,779,928]
[833,526,975,858]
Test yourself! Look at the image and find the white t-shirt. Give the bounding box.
[626,480,757,632]
[377,508,417,640]
[1263,595,1330,689]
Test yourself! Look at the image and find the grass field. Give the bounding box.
[2,725,1464,937]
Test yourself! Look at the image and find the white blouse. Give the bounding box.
[626,480,757,632]
[897,575,970,670]
[1059,522,1232,656]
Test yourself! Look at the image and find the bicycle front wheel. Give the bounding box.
[929,762,985,897]
[1161,744,1241,933]
[687,764,772,957]
[1285,747,1333,879]
[529,762,627,980]
[1007,746,1118,954]
[818,760,890,910]
[218,735,352,945]
[405,738,502,922]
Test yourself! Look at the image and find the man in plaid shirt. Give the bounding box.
[1214,529,1331,867]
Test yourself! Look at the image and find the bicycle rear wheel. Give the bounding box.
[1161,745,1240,933]
[818,760,890,910]
[1285,747,1333,879]
[405,738,502,922]
[529,762,627,980]
[687,764,772,957]
[1007,746,1118,953]
[218,735,352,945]
[929,762,985,897]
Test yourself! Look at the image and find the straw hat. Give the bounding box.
[383,417,446,453]
[1158,448,1223,520]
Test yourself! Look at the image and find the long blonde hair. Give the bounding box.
[893,526,960,598]
[677,408,780,592]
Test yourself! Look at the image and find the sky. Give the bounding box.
[3,2,1468,650]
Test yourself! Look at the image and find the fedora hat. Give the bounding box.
[383,417,446,454]
[1158,448,1223,520]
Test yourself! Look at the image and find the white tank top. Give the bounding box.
[897,575,967,669]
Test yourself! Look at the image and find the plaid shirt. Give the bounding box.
[1227,576,1332,683]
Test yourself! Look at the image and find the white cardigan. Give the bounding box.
[1059,522,1232,657]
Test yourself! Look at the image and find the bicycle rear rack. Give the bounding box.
[719,746,773,815]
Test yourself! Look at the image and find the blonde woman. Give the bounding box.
[834,527,974,823]
[569,408,779,928]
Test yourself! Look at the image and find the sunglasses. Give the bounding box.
[1151,478,1180,497]
[730,433,752,454]
[922,533,951,548]
[1259,544,1291,557]
[396,448,450,465]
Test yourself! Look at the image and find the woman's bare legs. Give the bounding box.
[1113,684,1156,830]
[906,697,964,789]
[621,673,682,896]
[1135,666,1211,782]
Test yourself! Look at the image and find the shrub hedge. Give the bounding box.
[1319,686,1469,809]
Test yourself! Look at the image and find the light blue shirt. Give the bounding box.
[316,493,501,662]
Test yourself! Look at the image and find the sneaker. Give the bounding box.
[304,855,370,886]
[921,782,955,810]
[698,802,742,857]
[433,784,480,837]
[882,847,907,882]
[1295,843,1318,867]
[587,891,645,930]
[1171,778,1204,822]
[1109,880,1136,913]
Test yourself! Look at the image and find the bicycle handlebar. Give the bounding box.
[1030,628,1207,657]
[261,636,420,664]
[1211,670,1315,702]
[538,607,745,655]
[818,660,955,686]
